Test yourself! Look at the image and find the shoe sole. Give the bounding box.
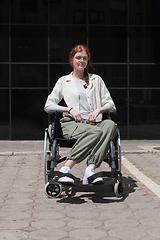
[82,178,103,185]
[58,177,74,185]
[92,178,103,184]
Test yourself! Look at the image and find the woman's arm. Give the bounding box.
[46,104,84,122]
[87,105,108,123]
[59,107,84,122]
[45,105,71,113]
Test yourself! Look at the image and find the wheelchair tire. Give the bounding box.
[44,128,51,184]
[114,180,123,198]
[45,182,62,198]
[116,128,122,172]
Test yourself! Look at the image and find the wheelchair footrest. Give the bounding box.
[52,171,81,186]
[88,171,120,184]
[49,179,61,185]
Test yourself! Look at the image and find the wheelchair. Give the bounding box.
[44,111,123,198]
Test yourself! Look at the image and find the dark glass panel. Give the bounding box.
[0,26,9,62]
[50,26,87,62]
[129,0,160,25]
[90,65,127,87]
[49,0,87,24]
[11,89,48,140]
[50,64,71,87]
[0,90,9,140]
[11,0,48,24]
[89,27,127,62]
[11,64,48,87]
[0,0,9,23]
[129,89,160,139]
[11,26,48,62]
[89,0,127,25]
[130,65,160,88]
[130,27,160,63]
[109,89,127,139]
[0,65,9,87]
[50,64,127,88]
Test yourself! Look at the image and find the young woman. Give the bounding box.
[44,44,117,185]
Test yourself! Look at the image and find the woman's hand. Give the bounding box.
[87,109,100,123]
[70,109,84,122]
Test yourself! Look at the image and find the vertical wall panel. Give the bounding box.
[0,0,160,139]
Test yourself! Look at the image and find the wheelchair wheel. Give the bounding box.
[45,182,62,198]
[114,174,124,198]
[112,128,121,171]
[44,127,51,184]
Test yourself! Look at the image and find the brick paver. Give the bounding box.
[0,141,160,239]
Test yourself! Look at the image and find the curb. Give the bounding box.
[0,151,43,156]
[0,150,158,156]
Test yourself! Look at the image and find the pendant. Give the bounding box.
[83,83,88,89]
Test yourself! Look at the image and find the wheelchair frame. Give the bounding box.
[44,112,123,198]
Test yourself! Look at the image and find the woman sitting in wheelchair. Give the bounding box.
[44,44,117,185]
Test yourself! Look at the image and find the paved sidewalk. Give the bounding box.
[0,140,160,155]
[0,140,160,240]
[0,141,44,155]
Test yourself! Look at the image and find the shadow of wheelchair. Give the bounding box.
[55,176,138,204]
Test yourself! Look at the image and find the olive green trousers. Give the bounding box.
[60,117,117,167]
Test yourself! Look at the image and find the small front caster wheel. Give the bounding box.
[45,182,62,198]
[114,180,123,198]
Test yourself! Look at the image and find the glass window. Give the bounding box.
[130,65,160,88]
[89,0,127,25]
[11,26,48,62]
[50,64,71,87]
[91,65,127,87]
[0,26,9,62]
[0,65,9,87]
[11,0,48,24]
[0,0,9,23]
[50,26,87,62]
[74,10,86,24]
[109,89,127,139]
[129,0,160,25]
[89,27,127,63]
[130,27,160,63]
[89,10,104,24]
[49,0,87,24]
[11,64,48,87]
[50,64,127,89]
[11,89,48,140]
[129,89,160,139]
[0,90,9,140]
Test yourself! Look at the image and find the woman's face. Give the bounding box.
[72,51,89,71]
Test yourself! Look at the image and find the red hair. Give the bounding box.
[69,44,91,87]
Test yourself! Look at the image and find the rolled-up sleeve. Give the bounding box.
[100,77,116,112]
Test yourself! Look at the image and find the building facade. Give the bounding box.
[0,0,160,140]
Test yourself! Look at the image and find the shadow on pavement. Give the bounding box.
[56,176,138,204]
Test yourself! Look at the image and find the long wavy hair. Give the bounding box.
[69,44,92,88]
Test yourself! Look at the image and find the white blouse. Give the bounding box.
[45,80,91,119]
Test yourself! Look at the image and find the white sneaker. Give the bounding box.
[58,166,74,184]
[82,166,103,185]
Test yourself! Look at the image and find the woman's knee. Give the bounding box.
[101,119,117,132]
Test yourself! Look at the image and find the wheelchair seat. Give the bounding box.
[44,111,123,198]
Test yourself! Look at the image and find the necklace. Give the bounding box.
[72,73,88,88]
[83,83,88,89]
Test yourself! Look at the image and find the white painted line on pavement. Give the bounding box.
[122,156,160,198]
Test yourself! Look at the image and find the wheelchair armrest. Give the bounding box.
[48,111,62,122]
[102,110,116,120]
[48,111,63,139]
[47,111,58,139]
